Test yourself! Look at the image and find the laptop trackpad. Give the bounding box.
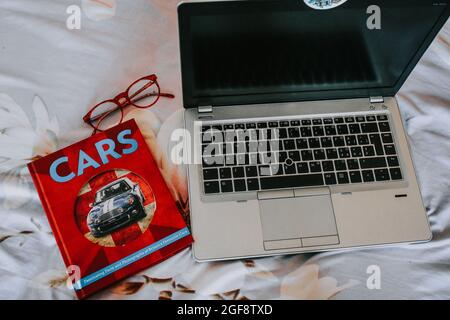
[259,191,339,250]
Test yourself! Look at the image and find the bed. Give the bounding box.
[0,0,449,300]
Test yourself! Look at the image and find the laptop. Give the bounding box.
[177,0,450,261]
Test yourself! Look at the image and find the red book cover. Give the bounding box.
[27,119,193,299]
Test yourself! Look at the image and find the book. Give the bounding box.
[28,119,193,299]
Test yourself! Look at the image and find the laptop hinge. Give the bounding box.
[198,105,213,113]
[369,96,384,104]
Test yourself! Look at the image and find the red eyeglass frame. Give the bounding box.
[83,74,175,134]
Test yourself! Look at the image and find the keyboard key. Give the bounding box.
[224,124,234,130]
[362,170,375,182]
[204,181,220,194]
[369,134,384,155]
[232,167,245,178]
[351,146,363,157]
[323,118,333,124]
[377,114,388,121]
[202,131,213,143]
[308,138,321,149]
[203,169,218,180]
[347,159,360,170]
[280,121,290,127]
[313,126,325,136]
[236,154,248,165]
[325,125,337,136]
[259,153,273,165]
[356,116,366,122]
[278,151,288,162]
[290,120,300,126]
[219,168,232,179]
[249,152,260,164]
[322,161,334,172]
[337,172,350,184]
[271,164,283,176]
[301,127,313,137]
[333,136,345,147]
[296,138,308,149]
[288,151,301,161]
[334,117,344,124]
[337,124,349,135]
[225,154,235,165]
[324,173,337,185]
[257,122,268,128]
[220,180,233,192]
[363,145,375,157]
[345,117,355,123]
[338,147,351,158]
[283,139,296,150]
[284,163,296,174]
[278,128,288,139]
[301,150,314,161]
[245,166,258,177]
[381,133,393,143]
[345,135,358,146]
[296,162,309,174]
[361,123,379,133]
[302,119,312,125]
[247,179,260,191]
[349,124,361,134]
[321,137,333,148]
[247,142,258,153]
[313,119,323,125]
[259,165,271,176]
[335,160,347,171]
[310,161,322,173]
[379,122,391,132]
[268,121,278,128]
[288,128,300,138]
[246,123,256,129]
[358,134,370,145]
[326,148,339,159]
[390,168,403,180]
[384,144,397,155]
[349,171,362,183]
[366,115,376,122]
[236,142,246,153]
[234,179,247,192]
[360,157,387,169]
[235,124,245,129]
[260,174,324,190]
[203,156,223,167]
[314,149,326,160]
[387,156,399,167]
[374,169,390,181]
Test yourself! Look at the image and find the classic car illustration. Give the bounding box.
[87,178,146,238]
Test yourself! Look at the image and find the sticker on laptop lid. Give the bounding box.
[304,0,348,10]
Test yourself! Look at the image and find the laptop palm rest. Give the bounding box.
[258,188,339,251]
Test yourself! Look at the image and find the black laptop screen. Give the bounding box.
[178,0,449,107]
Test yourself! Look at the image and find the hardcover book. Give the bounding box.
[28,119,193,299]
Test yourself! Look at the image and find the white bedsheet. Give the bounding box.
[0,0,449,300]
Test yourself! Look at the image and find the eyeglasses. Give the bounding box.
[83,74,175,134]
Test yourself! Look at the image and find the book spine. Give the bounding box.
[27,163,74,277]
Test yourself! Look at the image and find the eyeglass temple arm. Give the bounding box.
[87,92,175,123]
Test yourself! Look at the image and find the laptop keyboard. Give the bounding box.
[200,114,403,194]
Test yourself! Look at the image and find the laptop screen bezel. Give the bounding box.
[178,0,449,109]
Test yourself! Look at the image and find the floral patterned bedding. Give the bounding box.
[0,0,449,300]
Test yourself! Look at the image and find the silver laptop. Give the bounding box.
[177,0,449,261]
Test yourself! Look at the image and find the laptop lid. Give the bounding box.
[178,0,449,109]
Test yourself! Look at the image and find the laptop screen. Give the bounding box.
[178,0,449,108]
